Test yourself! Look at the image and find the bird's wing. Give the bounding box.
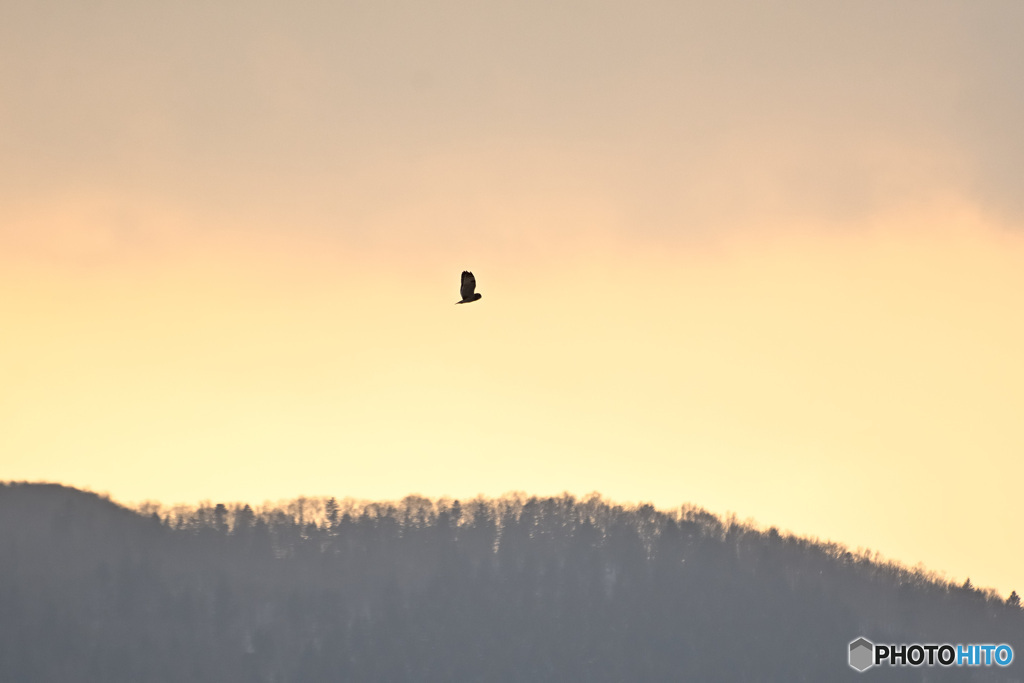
[460,271,476,300]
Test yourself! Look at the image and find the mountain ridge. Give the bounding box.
[1,481,1020,681]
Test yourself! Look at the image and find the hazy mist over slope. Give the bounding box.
[2,482,1020,682]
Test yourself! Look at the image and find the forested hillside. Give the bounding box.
[1,482,1020,682]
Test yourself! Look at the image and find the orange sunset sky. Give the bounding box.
[2,1,1023,598]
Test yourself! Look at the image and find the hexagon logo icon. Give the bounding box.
[849,637,875,672]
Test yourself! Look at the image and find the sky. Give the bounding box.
[2,1,1023,597]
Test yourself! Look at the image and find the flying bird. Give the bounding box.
[457,270,482,304]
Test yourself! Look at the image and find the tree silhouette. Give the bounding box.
[1,482,1021,683]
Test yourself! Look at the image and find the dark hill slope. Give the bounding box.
[1,482,1020,682]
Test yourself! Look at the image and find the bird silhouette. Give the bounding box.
[457,271,482,304]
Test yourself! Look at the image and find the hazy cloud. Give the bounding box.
[2,0,1022,256]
